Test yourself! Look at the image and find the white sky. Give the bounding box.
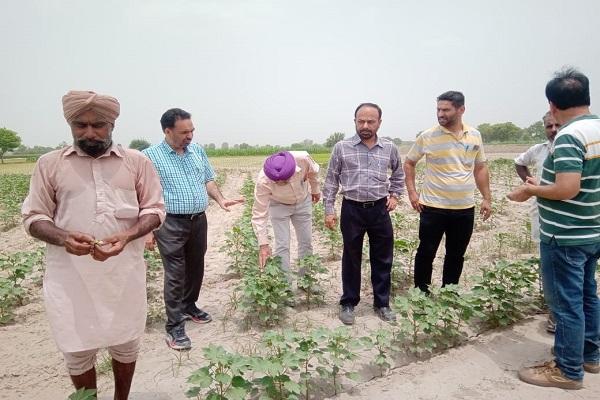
[1,0,599,148]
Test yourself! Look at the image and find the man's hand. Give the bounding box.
[258,244,272,269]
[311,193,321,204]
[218,198,245,212]
[507,184,534,203]
[386,196,398,211]
[324,214,337,230]
[479,198,492,221]
[407,190,422,212]
[144,233,156,251]
[92,233,129,262]
[64,231,95,256]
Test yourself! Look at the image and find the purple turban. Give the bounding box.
[62,90,120,124]
[263,151,296,181]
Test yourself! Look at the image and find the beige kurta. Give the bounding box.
[251,151,320,246]
[21,144,165,352]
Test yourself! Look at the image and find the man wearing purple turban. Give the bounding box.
[252,151,321,275]
[22,90,165,399]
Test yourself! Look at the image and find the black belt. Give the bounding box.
[343,197,387,208]
[167,212,205,220]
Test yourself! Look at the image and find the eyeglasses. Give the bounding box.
[71,121,111,130]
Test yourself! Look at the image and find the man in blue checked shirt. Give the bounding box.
[143,108,243,351]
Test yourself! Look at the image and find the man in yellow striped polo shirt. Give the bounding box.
[404,91,492,293]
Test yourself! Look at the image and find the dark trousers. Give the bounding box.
[414,205,474,292]
[154,214,208,332]
[339,198,393,308]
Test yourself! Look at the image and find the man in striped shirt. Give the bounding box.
[509,68,600,389]
[143,108,243,351]
[404,91,492,293]
[323,103,404,325]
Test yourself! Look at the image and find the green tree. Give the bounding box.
[477,122,522,143]
[128,138,151,151]
[325,132,345,147]
[522,121,545,141]
[0,128,22,163]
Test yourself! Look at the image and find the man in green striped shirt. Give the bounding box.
[508,68,600,389]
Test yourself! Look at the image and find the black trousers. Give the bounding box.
[414,205,475,292]
[154,213,208,331]
[339,198,393,308]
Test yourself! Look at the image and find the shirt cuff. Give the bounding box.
[23,215,54,235]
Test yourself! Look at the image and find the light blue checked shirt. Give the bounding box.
[143,141,215,214]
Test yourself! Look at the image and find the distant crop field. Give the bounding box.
[0,163,36,175]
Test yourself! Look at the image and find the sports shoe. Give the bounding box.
[374,306,396,322]
[165,324,191,351]
[518,361,582,390]
[339,305,355,325]
[585,362,600,374]
[546,314,556,333]
[182,307,212,324]
[550,346,599,373]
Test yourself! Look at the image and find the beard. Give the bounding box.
[76,137,112,157]
[357,129,375,140]
[438,115,457,128]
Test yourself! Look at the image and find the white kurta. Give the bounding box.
[22,145,165,352]
[514,141,551,242]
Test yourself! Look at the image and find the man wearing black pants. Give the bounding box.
[143,108,243,350]
[323,103,404,325]
[404,91,492,293]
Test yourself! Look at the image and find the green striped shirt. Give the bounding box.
[538,114,600,245]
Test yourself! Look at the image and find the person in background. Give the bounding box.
[514,111,561,333]
[22,90,165,399]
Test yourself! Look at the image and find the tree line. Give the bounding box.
[0,118,549,163]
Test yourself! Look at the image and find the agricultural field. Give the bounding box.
[0,145,599,399]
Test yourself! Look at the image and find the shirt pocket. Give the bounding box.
[113,188,140,219]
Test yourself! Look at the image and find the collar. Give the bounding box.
[559,114,599,130]
[351,134,383,148]
[439,123,472,136]
[160,139,196,155]
[64,142,123,159]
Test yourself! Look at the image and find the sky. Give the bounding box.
[1,0,600,148]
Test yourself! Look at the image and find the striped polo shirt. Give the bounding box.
[406,124,486,209]
[143,141,215,214]
[538,114,600,245]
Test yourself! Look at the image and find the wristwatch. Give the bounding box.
[389,193,399,200]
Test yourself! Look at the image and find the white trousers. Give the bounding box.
[269,194,313,274]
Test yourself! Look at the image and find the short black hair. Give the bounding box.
[545,67,590,110]
[437,91,465,108]
[354,103,382,119]
[160,108,192,131]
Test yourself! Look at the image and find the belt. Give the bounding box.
[343,197,387,208]
[167,212,205,220]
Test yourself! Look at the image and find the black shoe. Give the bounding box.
[374,306,396,322]
[182,307,212,324]
[165,324,191,350]
[339,305,355,325]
